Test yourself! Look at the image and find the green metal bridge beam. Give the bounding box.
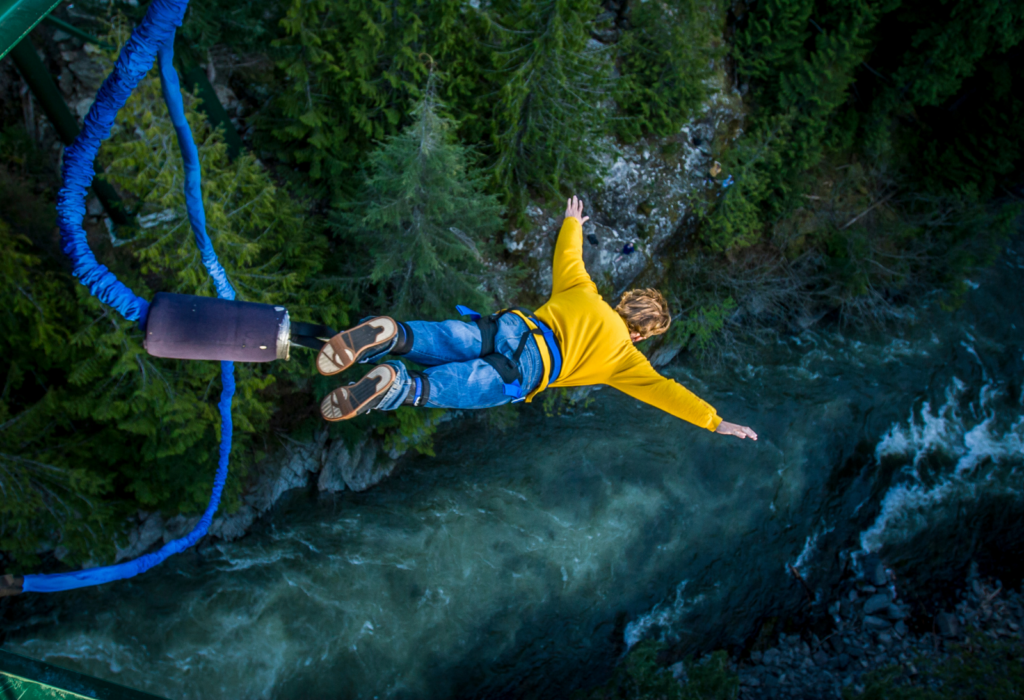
[0,649,168,699]
[0,0,59,61]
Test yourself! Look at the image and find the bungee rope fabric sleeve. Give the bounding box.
[157,41,235,302]
[22,0,235,594]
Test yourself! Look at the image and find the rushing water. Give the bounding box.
[4,246,1024,699]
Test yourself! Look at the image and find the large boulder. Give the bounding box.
[318,437,399,493]
[114,511,165,562]
[244,441,322,513]
[506,115,731,300]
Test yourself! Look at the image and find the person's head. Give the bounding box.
[615,288,671,343]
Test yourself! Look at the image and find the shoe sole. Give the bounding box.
[317,317,398,376]
[320,365,397,421]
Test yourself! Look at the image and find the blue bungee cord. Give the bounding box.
[20,0,234,593]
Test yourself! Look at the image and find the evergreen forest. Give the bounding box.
[1,0,1022,571]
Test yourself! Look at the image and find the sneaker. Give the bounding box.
[317,317,399,376]
[320,365,397,421]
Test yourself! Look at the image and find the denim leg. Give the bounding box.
[374,361,415,411]
[360,320,481,366]
[373,315,546,411]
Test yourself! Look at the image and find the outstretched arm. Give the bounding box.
[552,196,597,295]
[611,352,757,439]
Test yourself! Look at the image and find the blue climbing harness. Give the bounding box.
[21,0,235,594]
[456,305,562,401]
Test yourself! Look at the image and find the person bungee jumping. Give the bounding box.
[316,196,757,440]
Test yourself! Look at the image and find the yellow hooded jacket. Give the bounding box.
[520,217,722,432]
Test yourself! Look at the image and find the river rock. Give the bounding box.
[645,337,685,368]
[320,436,401,492]
[209,504,257,541]
[866,560,888,587]
[886,603,908,620]
[935,612,959,638]
[246,434,328,511]
[863,593,891,615]
[762,648,781,665]
[114,511,165,562]
[894,620,908,637]
[877,632,893,645]
[162,513,202,542]
[213,83,239,110]
[319,439,358,492]
[863,615,891,631]
[75,97,95,119]
[341,443,395,492]
[68,56,106,88]
[813,650,829,666]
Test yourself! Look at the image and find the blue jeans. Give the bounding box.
[363,314,545,410]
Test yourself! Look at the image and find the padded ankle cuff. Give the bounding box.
[402,371,430,407]
[392,321,414,355]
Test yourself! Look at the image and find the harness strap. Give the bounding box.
[480,352,520,386]
[475,316,498,357]
[457,306,561,401]
[291,321,337,351]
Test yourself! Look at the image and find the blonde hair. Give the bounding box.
[615,288,671,338]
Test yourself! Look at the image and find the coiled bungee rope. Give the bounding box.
[21,0,234,593]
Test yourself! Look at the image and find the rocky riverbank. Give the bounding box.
[729,561,1023,699]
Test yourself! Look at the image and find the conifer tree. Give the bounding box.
[723,0,880,231]
[614,0,720,142]
[268,0,480,200]
[0,215,118,567]
[887,0,1024,107]
[333,74,504,321]
[734,0,814,89]
[487,0,613,209]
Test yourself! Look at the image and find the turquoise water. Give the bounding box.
[4,247,1024,699]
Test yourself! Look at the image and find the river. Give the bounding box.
[4,245,1024,699]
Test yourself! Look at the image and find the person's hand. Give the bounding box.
[715,421,758,440]
[565,195,590,225]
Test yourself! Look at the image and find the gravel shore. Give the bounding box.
[731,560,1023,699]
